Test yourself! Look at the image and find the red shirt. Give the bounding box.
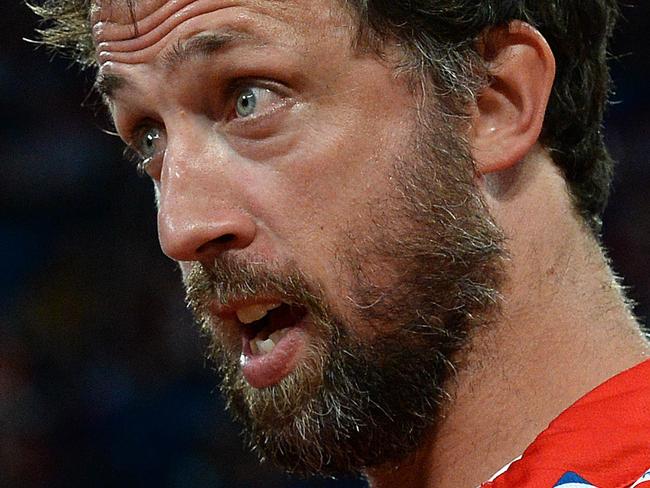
[481,359,650,487]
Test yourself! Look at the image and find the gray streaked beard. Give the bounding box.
[184,109,506,476]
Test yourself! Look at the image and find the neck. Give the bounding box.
[365,151,649,488]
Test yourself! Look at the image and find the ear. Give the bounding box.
[471,21,556,175]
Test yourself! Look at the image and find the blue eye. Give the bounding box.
[131,125,166,177]
[233,86,282,119]
[138,127,162,159]
[235,88,258,118]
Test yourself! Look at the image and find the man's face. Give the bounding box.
[95,0,504,475]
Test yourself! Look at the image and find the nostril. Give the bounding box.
[196,233,236,254]
[215,233,236,245]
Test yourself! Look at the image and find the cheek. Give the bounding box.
[252,144,407,309]
[264,113,412,221]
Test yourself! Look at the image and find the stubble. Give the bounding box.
[184,108,506,476]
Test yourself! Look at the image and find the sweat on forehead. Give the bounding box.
[92,0,229,43]
[91,0,172,24]
[91,0,347,61]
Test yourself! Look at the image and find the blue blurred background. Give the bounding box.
[1,2,648,487]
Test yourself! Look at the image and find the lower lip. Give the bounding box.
[240,323,308,389]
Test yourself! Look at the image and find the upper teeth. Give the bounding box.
[236,302,282,324]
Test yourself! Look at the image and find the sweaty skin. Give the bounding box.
[92,1,650,487]
[94,0,261,65]
[95,0,420,383]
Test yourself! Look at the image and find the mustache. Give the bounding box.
[183,256,326,316]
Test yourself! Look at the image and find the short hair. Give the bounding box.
[32,0,619,232]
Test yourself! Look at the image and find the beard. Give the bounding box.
[183,109,506,477]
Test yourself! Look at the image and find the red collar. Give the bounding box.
[482,359,650,487]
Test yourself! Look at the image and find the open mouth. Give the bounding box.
[236,303,308,357]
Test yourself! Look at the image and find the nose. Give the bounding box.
[159,207,257,262]
[156,139,257,263]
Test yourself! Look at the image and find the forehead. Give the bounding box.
[90,0,357,84]
[91,0,350,46]
[91,0,167,24]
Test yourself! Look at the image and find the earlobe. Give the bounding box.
[471,21,556,175]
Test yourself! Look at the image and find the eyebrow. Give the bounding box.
[95,29,252,101]
[95,72,128,101]
[160,30,250,71]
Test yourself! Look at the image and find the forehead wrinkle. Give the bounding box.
[94,0,349,98]
[93,0,284,43]
[93,0,200,33]
[94,1,294,68]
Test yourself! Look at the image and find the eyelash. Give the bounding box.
[123,144,151,177]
